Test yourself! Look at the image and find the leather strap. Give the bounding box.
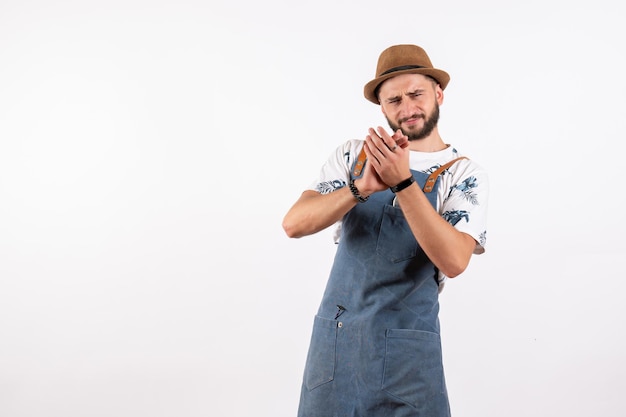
[422,157,468,193]
[352,147,368,176]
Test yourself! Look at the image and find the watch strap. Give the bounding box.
[390,176,415,193]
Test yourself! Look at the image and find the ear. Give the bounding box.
[435,84,444,105]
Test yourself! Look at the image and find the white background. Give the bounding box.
[1,1,624,416]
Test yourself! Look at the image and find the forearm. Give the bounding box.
[282,188,358,238]
[394,182,476,277]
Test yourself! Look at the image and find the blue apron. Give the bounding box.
[297,166,451,417]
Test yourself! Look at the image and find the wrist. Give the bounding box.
[390,175,415,193]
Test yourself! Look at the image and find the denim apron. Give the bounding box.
[297,165,451,417]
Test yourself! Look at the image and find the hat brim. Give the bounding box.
[363,68,450,104]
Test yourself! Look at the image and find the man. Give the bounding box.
[282,44,488,417]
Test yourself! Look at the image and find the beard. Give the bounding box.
[386,102,440,141]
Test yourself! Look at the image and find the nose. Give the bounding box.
[397,98,415,118]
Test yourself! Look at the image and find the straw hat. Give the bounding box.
[363,44,450,104]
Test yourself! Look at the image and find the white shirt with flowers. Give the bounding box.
[308,139,489,287]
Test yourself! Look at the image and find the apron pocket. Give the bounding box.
[376,205,418,262]
[304,315,338,390]
[382,328,444,407]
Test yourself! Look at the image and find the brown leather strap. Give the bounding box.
[352,147,368,176]
[422,157,468,193]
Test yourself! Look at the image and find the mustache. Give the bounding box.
[399,114,425,124]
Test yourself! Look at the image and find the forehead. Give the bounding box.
[378,73,434,96]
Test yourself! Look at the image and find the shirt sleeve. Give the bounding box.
[438,159,489,254]
[307,139,362,193]
[306,140,363,243]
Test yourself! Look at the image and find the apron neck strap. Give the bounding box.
[423,157,468,192]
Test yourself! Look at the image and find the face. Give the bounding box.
[378,73,443,141]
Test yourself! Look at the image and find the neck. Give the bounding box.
[407,129,447,152]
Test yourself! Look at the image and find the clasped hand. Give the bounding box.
[359,127,410,194]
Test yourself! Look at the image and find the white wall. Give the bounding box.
[1,1,624,416]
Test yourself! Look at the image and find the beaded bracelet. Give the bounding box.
[348,178,369,203]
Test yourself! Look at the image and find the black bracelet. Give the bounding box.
[390,176,415,193]
[348,178,369,203]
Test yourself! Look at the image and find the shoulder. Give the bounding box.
[438,146,488,183]
[409,145,484,176]
[340,139,365,159]
[434,146,489,206]
[450,156,489,191]
[308,139,364,194]
[325,139,364,169]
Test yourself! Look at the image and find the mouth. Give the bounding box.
[401,115,424,126]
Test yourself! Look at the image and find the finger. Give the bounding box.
[379,128,402,153]
[393,129,410,149]
[367,128,386,155]
[392,129,406,141]
[372,127,398,153]
[363,140,381,165]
